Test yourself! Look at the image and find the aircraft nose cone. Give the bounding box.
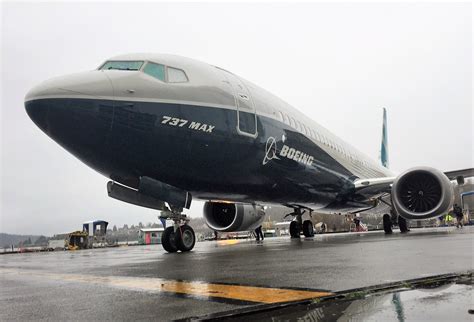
[25,99,49,133]
[25,71,114,102]
[24,71,115,172]
[25,71,114,134]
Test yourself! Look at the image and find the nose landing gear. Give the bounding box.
[177,225,196,251]
[162,226,179,253]
[160,207,196,253]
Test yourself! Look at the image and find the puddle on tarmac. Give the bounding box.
[217,279,473,321]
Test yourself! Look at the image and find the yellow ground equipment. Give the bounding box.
[67,231,89,250]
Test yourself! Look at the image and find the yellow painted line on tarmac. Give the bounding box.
[217,239,241,246]
[0,268,333,304]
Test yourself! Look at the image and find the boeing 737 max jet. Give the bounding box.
[25,54,473,252]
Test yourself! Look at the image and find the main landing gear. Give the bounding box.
[383,214,392,234]
[160,207,196,253]
[383,210,410,234]
[398,216,410,233]
[287,208,314,238]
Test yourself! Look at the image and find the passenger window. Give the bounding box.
[289,117,294,128]
[144,62,165,81]
[167,67,188,83]
[277,111,284,122]
[283,113,290,125]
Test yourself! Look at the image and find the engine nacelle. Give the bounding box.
[203,201,266,232]
[392,167,454,220]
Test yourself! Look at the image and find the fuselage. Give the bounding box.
[25,54,392,209]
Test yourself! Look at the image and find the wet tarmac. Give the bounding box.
[207,275,473,321]
[1,226,473,320]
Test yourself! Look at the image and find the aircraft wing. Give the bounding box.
[352,167,474,197]
[443,168,474,180]
[353,177,395,195]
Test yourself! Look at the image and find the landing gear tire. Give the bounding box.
[162,226,178,253]
[177,225,196,252]
[290,221,301,238]
[399,216,409,233]
[302,220,314,237]
[383,214,392,234]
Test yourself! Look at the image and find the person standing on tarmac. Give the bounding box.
[255,225,264,241]
[354,217,361,229]
[453,204,464,228]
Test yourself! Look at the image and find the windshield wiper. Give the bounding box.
[107,67,136,71]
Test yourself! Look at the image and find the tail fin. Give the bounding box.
[380,107,389,168]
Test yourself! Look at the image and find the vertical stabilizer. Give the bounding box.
[380,108,389,168]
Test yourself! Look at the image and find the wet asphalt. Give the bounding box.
[215,277,474,322]
[1,226,473,321]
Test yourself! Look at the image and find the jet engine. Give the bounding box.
[391,167,454,220]
[203,201,266,232]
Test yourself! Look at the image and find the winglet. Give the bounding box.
[380,107,389,168]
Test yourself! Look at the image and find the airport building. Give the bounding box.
[82,220,108,246]
[138,227,165,245]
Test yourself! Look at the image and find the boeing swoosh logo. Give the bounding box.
[262,136,280,165]
[263,136,315,167]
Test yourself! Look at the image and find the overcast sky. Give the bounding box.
[1,2,472,235]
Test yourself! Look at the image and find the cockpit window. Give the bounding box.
[167,67,188,83]
[100,61,144,71]
[143,62,165,81]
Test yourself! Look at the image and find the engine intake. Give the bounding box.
[392,167,454,220]
[203,201,265,232]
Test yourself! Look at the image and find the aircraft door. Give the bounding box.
[222,72,258,137]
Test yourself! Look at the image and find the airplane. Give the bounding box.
[25,54,473,253]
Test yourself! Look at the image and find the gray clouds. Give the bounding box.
[1,2,472,235]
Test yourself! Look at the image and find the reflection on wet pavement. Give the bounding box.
[206,275,473,321]
[1,227,472,321]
